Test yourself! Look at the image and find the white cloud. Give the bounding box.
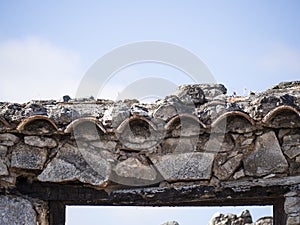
[0,37,82,102]
[258,43,300,74]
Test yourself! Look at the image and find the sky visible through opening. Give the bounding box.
[66,205,273,225]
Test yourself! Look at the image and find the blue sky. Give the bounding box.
[0,1,299,224]
[1,1,300,102]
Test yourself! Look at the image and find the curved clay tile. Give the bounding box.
[210,111,256,133]
[64,117,106,134]
[116,115,161,150]
[16,115,59,134]
[211,111,255,127]
[262,105,300,127]
[0,117,14,129]
[164,113,206,130]
[116,115,157,133]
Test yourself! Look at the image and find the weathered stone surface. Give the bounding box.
[24,135,57,148]
[204,134,234,153]
[0,159,8,176]
[118,120,163,150]
[175,84,206,105]
[162,138,197,154]
[38,143,111,186]
[102,101,133,128]
[38,158,78,182]
[286,215,300,225]
[153,104,178,121]
[114,157,157,180]
[207,210,273,225]
[170,117,204,137]
[87,140,116,150]
[233,169,245,180]
[284,194,300,214]
[208,210,253,225]
[11,143,47,170]
[0,133,20,143]
[244,131,288,176]
[160,221,179,225]
[282,134,300,159]
[196,84,227,98]
[0,133,20,146]
[214,154,243,180]
[150,152,214,181]
[0,195,36,225]
[0,145,7,158]
[254,217,273,225]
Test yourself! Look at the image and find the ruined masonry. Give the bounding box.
[0,81,300,225]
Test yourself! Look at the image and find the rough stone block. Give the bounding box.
[285,196,300,214]
[0,159,8,176]
[11,143,47,170]
[244,131,288,176]
[0,133,20,143]
[115,157,157,181]
[150,152,214,181]
[38,143,111,186]
[0,145,8,158]
[214,154,243,180]
[162,138,196,154]
[286,214,300,225]
[282,134,300,159]
[0,195,36,225]
[24,135,57,148]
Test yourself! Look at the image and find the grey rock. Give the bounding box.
[282,134,300,159]
[0,159,8,176]
[169,117,204,137]
[233,169,245,180]
[241,137,254,146]
[244,131,288,176]
[115,157,157,181]
[175,84,206,106]
[0,195,36,225]
[49,105,80,125]
[153,104,179,121]
[38,143,111,186]
[204,134,234,153]
[89,140,117,150]
[38,158,78,182]
[214,154,243,180]
[254,217,273,225]
[286,215,300,225]
[150,152,214,181]
[0,133,20,144]
[285,195,300,214]
[24,135,57,148]
[161,138,197,154]
[196,84,227,98]
[207,210,272,225]
[130,103,150,117]
[208,210,253,225]
[11,143,47,170]
[160,221,179,225]
[0,145,8,158]
[117,120,163,150]
[102,101,132,128]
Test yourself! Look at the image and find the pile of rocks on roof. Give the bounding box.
[160,210,273,225]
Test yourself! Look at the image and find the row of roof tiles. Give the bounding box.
[0,105,299,134]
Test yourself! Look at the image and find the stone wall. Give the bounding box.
[0,81,299,224]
